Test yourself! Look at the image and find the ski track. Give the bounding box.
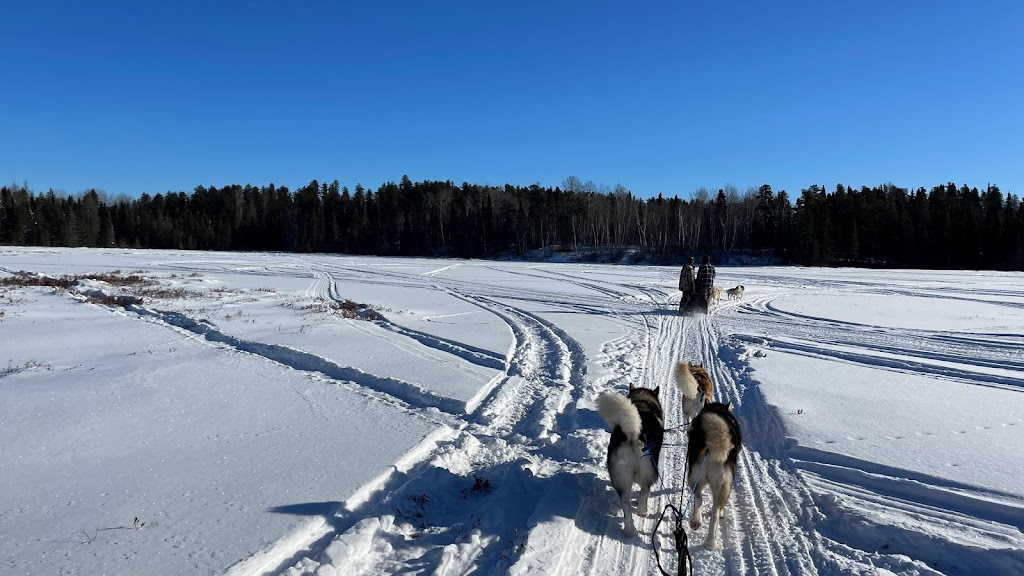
[26,258,1018,575]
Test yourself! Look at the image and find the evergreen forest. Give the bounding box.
[2,177,1022,270]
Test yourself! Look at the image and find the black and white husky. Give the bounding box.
[598,385,665,536]
[686,401,742,549]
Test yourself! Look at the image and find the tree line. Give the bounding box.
[2,177,1022,270]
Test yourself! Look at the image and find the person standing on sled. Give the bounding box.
[695,255,716,313]
[678,256,696,315]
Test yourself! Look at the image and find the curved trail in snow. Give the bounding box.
[132,258,1017,576]
[238,265,841,576]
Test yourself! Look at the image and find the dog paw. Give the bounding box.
[689,519,702,531]
[623,525,638,537]
[704,536,721,550]
[637,505,649,516]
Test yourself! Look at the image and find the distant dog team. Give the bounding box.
[599,359,742,550]
[700,285,745,310]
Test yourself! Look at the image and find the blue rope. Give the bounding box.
[641,438,661,481]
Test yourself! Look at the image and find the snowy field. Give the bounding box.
[1,248,1022,576]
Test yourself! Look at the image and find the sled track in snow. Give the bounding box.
[312,268,506,371]
[134,259,992,575]
[723,292,1024,393]
[249,268,836,576]
[231,282,595,575]
[125,303,467,416]
[454,290,586,443]
[697,315,817,576]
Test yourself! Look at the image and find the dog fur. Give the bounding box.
[598,385,664,536]
[673,361,714,422]
[726,285,745,300]
[686,402,742,549]
[711,287,724,305]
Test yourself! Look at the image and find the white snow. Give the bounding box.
[1,248,1022,575]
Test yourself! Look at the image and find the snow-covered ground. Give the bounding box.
[1,248,1021,575]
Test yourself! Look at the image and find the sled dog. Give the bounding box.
[711,287,724,305]
[673,361,713,421]
[726,285,745,300]
[686,402,742,550]
[598,385,664,536]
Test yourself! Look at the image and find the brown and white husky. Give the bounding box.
[687,402,742,549]
[673,361,714,421]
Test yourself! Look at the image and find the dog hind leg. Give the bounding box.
[609,447,639,535]
[636,457,659,516]
[718,483,730,518]
[687,476,704,530]
[704,471,732,549]
[616,485,637,536]
[636,482,652,516]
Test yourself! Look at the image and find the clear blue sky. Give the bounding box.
[2,1,1021,199]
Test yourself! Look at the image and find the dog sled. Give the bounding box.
[678,290,712,316]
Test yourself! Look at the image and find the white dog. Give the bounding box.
[726,285,745,300]
[711,287,724,305]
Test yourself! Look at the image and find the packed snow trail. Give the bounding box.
[251,262,1024,575]
[246,265,837,576]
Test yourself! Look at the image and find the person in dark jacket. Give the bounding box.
[678,257,695,315]
[694,255,716,313]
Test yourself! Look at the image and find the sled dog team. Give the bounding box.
[598,361,741,550]
[710,284,745,306]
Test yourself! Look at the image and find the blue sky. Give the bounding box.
[2,1,1021,199]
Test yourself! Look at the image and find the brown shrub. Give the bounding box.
[83,293,143,307]
[0,272,75,288]
[307,298,383,321]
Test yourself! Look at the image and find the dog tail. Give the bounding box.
[598,393,642,440]
[673,361,698,397]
